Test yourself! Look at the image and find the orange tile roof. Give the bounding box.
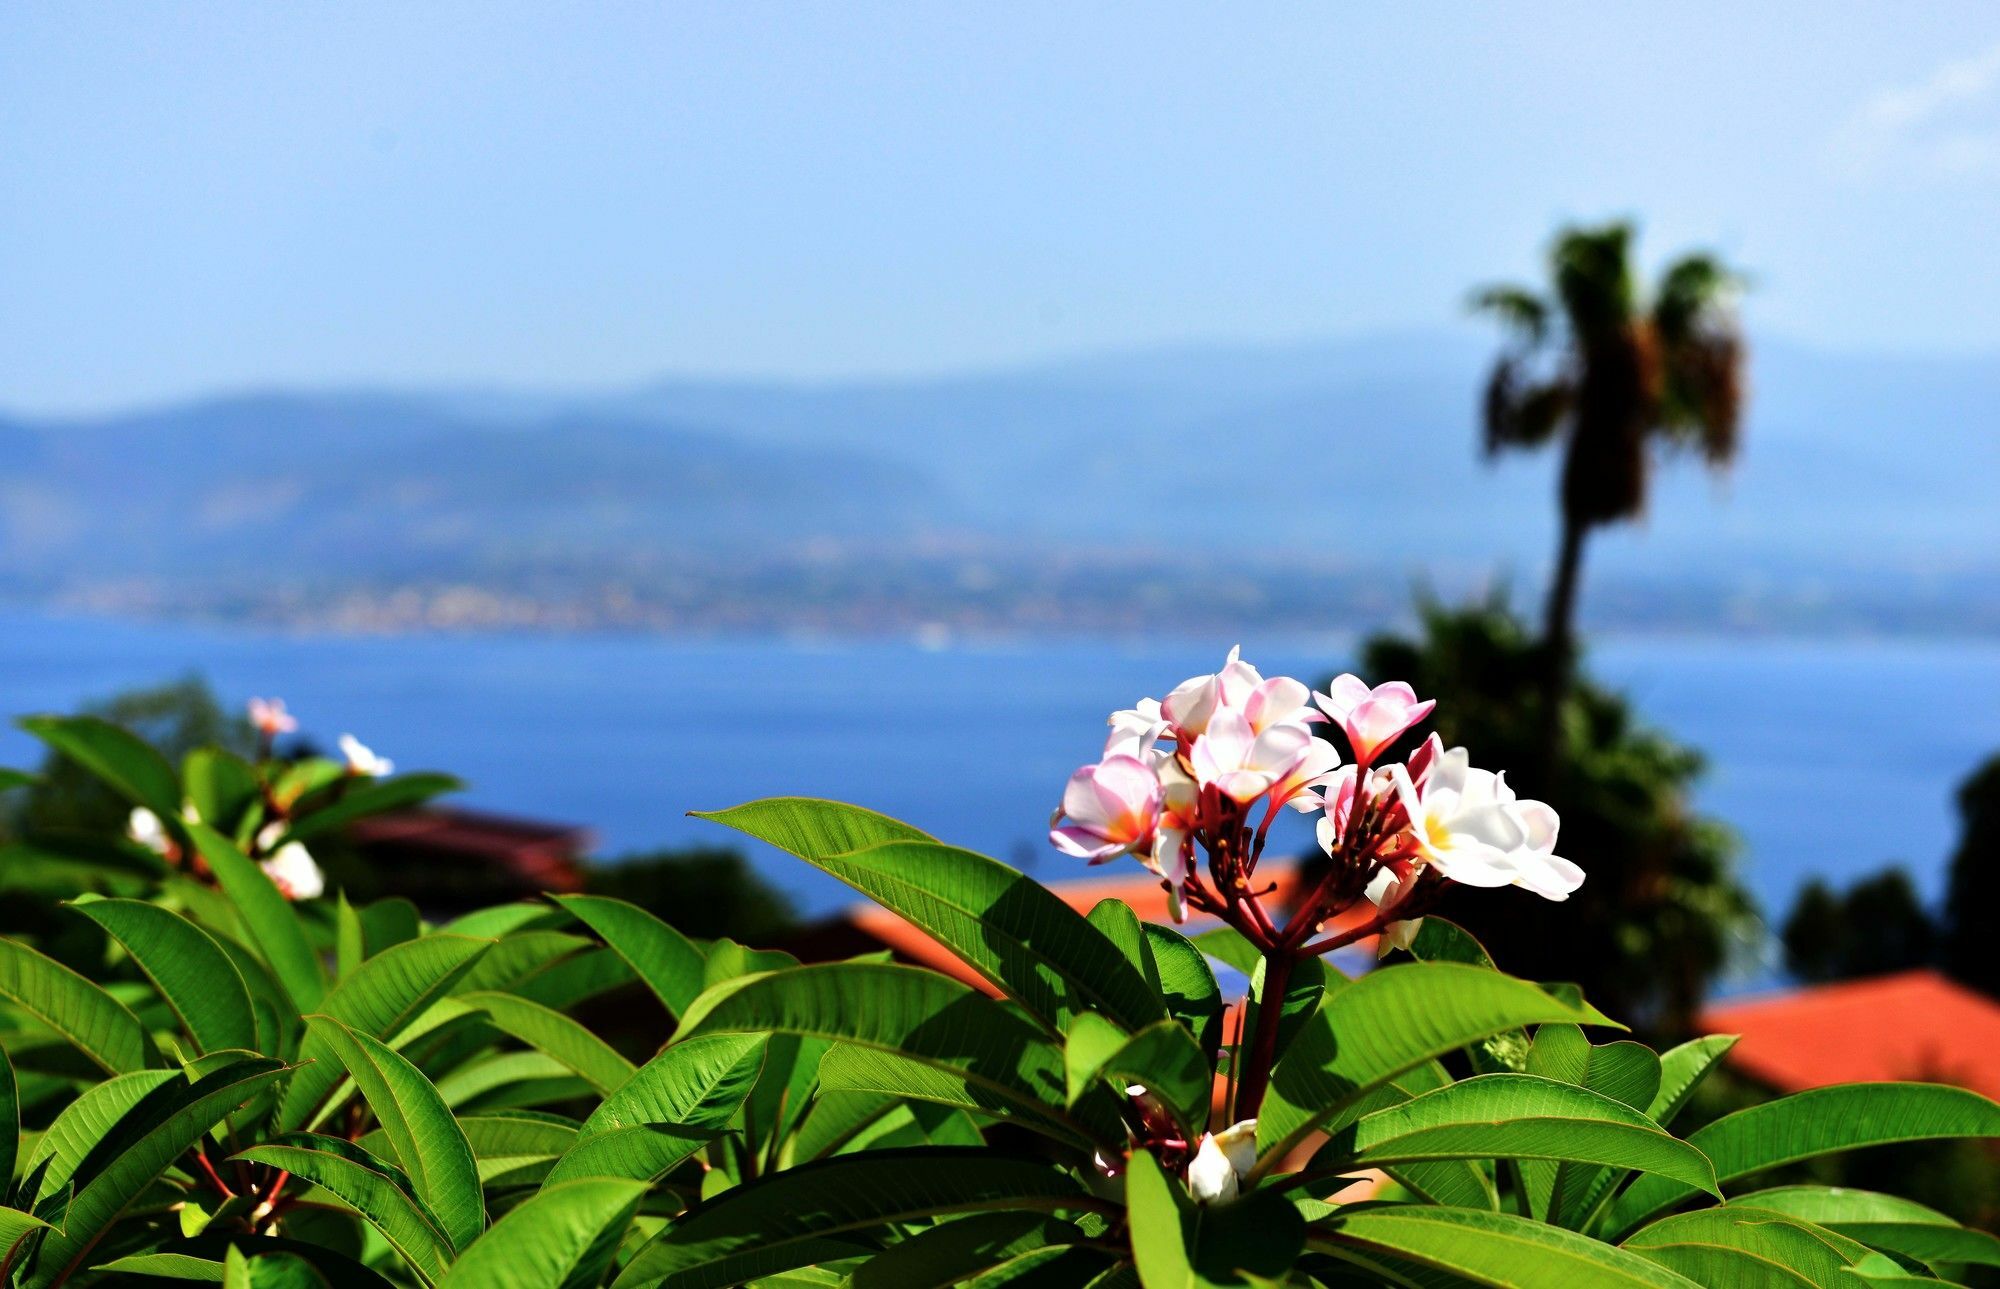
[1698,971,2000,1101]
[842,861,1380,993]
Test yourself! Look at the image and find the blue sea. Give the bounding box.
[3,610,1997,980]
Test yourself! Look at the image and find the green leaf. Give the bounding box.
[1123,1149,1198,1289]
[450,930,592,995]
[1727,1187,2000,1271]
[70,898,258,1056]
[235,1135,454,1286]
[0,935,151,1075]
[301,1016,485,1252]
[19,1056,289,1289]
[1325,1074,1717,1199]
[1320,1205,1705,1288]
[18,715,181,817]
[439,1178,647,1289]
[1124,1147,1304,1289]
[580,1033,768,1138]
[1142,925,1223,1059]
[280,932,493,1131]
[183,749,262,834]
[551,895,708,1020]
[673,962,1100,1151]
[697,800,1166,1035]
[0,1045,16,1192]
[1602,1082,2000,1238]
[95,1239,398,1287]
[851,1212,1084,1289]
[1518,1025,1663,1227]
[0,1208,51,1268]
[453,990,636,1095]
[25,1069,177,1205]
[542,1123,717,1187]
[277,773,461,845]
[1064,1014,1211,1134]
[184,822,325,1013]
[1646,1035,1738,1131]
[1193,927,1329,1074]
[611,1147,1091,1288]
[1257,962,1617,1164]
[1622,1206,1870,1288]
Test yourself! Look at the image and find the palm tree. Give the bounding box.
[1472,222,1746,742]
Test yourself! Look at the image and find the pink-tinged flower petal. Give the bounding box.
[1051,825,1128,862]
[1429,845,1518,887]
[1243,676,1309,732]
[1088,754,1162,822]
[1405,733,1443,788]
[1190,709,1255,783]
[1315,673,1373,720]
[1514,799,1560,852]
[1210,769,1277,803]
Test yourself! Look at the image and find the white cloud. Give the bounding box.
[1832,41,2000,179]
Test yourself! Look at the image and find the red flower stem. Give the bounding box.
[1231,948,1294,1119]
[191,1150,237,1200]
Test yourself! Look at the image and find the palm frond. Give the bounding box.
[1468,285,1553,344]
[1551,222,1638,342]
[1653,253,1744,345]
[1481,358,1573,457]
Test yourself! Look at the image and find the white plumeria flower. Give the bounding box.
[247,697,298,738]
[1364,866,1424,957]
[1187,1118,1259,1204]
[1104,699,1170,758]
[128,807,170,855]
[1160,646,1265,738]
[339,734,394,777]
[1313,674,1434,766]
[1050,754,1162,863]
[260,842,324,901]
[1268,739,1344,813]
[1391,748,1584,900]
[1189,709,1313,804]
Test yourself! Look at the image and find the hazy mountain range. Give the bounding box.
[1,331,1994,634]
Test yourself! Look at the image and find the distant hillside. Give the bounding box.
[1,332,1994,631]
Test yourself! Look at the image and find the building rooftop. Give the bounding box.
[1698,970,2000,1101]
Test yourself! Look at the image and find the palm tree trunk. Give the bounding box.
[1539,512,1587,768]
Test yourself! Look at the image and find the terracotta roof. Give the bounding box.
[832,861,1380,992]
[348,806,592,893]
[1697,970,2000,1100]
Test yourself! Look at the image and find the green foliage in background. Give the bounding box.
[0,716,1993,1286]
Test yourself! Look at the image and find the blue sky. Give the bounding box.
[5,2,2000,412]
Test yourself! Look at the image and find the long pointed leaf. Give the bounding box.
[280,934,493,1131]
[17,716,180,817]
[696,800,1166,1034]
[453,991,635,1096]
[185,823,325,1013]
[438,1178,647,1289]
[19,1057,288,1289]
[550,895,707,1020]
[1602,1082,2000,1238]
[302,1017,485,1252]
[0,936,151,1076]
[1319,1206,1705,1288]
[611,1147,1091,1288]
[235,1135,454,1286]
[1257,962,1616,1165]
[1328,1074,1717,1199]
[672,962,1102,1151]
[70,898,258,1056]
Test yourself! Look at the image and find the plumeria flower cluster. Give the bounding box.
[1052,649,1584,1200]
[1050,647,1583,954]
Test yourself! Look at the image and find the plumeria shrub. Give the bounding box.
[0,669,1996,1287]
